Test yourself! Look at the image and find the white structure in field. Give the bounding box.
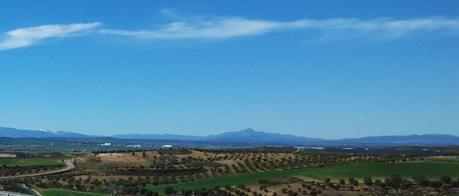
[127,144,141,148]
[161,144,173,149]
[0,153,17,158]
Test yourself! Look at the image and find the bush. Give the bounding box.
[348,177,359,186]
[164,186,175,195]
[364,176,373,186]
[440,176,452,184]
[413,176,430,187]
[429,181,442,189]
[374,179,383,187]
[450,179,459,188]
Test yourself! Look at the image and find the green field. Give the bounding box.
[40,188,106,196]
[295,161,459,180]
[0,157,62,167]
[150,161,459,193]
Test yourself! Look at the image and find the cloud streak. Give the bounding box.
[1,16,459,51]
[0,23,100,50]
[100,16,459,40]
[99,17,305,39]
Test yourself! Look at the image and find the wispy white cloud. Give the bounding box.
[2,17,459,51]
[100,16,459,40]
[99,17,295,39]
[301,17,459,39]
[0,23,101,50]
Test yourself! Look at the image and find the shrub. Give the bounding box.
[364,176,373,186]
[440,176,452,184]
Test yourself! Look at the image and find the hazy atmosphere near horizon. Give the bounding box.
[1,0,458,139]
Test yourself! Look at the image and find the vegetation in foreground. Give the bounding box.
[1,147,459,195]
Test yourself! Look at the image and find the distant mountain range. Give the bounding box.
[204,128,324,144]
[112,133,203,141]
[1,127,458,146]
[113,128,324,145]
[0,127,89,138]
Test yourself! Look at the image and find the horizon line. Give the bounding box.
[1,126,457,140]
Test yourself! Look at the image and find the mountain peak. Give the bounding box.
[239,128,256,133]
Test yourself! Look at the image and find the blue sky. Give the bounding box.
[0,0,458,138]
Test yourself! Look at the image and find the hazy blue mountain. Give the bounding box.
[113,128,324,145]
[205,128,324,145]
[327,134,459,146]
[52,131,92,138]
[112,133,203,141]
[0,127,55,138]
[1,126,459,146]
[0,127,89,138]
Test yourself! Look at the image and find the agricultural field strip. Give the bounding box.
[0,158,61,167]
[39,188,106,196]
[149,161,459,193]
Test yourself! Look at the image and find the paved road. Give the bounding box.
[0,159,75,179]
[20,184,41,196]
